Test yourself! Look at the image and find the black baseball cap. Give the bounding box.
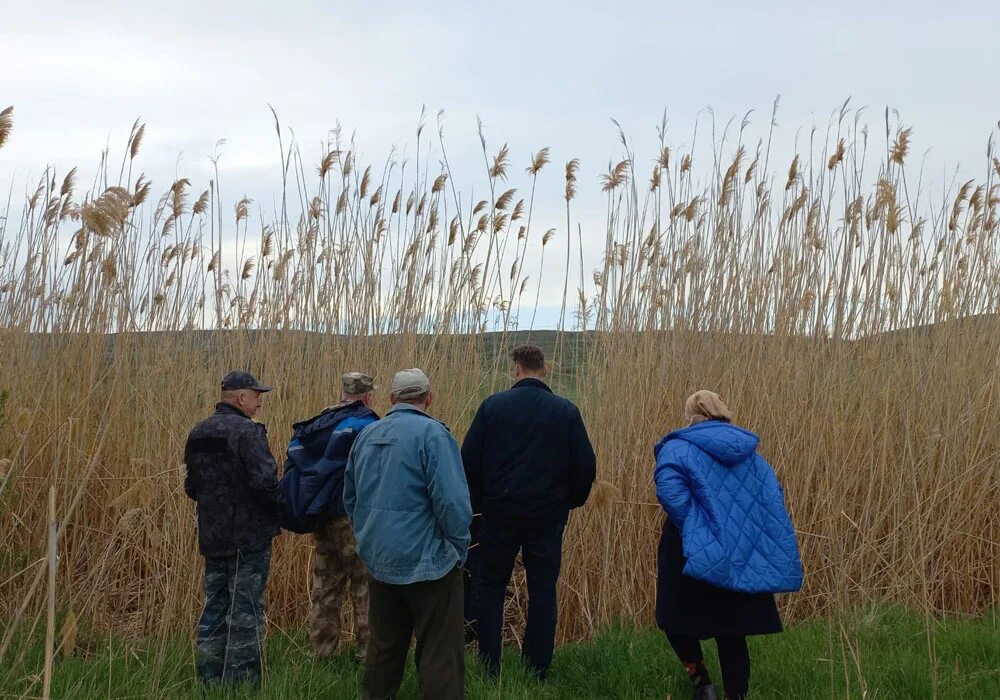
[221,370,272,393]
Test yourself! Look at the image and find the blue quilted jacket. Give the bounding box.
[653,420,803,594]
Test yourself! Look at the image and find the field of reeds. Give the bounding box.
[1,101,999,671]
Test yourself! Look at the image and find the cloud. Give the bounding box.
[2,0,1000,318]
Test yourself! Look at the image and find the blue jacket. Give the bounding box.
[653,420,803,594]
[280,400,379,532]
[344,403,473,585]
[462,378,596,525]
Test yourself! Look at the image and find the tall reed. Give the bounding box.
[1,103,998,658]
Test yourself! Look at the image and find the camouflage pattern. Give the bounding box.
[310,515,370,658]
[341,372,375,395]
[184,403,285,557]
[196,546,271,686]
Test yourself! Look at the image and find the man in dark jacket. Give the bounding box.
[303,372,379,661]
[184,370,285,687]
[462,344,596,680]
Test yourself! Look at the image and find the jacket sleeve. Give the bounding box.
[460,403,487,514]
[567,407,597,509]
[182,437,197,500]
[426,427,473,564]
[343,440,359,519]
[237,423,286,509]
[653,447,691,530]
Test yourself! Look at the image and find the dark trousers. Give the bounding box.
[363,568,465,700]
[667,633,750,700]
[196,547,271,686]
[475,518,565,679]
[463,518,481,643]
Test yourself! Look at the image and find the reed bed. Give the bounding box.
[1,103,999,661]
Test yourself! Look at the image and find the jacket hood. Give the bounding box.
[319,399,378,422]
[656,420,759,467]
[292,400,378,432]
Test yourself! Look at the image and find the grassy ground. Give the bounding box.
[2,607,998,699]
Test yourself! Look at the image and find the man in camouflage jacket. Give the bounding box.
[184,370,285,687]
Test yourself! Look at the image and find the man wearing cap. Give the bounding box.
[344,368,472,700]
[306,372,379,661]
[463,344,596,680]
[183,370,285,687]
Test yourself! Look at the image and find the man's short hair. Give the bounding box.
[510,344,545,372]
[395,391,430,405]
[220,388,242,403]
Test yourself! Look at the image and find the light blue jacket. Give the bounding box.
[344,403,472,585]
[653,420,803,594]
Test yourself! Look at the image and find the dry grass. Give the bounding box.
[1,102,999,662]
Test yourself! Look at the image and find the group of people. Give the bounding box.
[183,344,802,700]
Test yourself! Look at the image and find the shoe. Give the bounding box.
[693,685,718,700]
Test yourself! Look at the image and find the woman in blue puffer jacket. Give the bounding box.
[653,390,802,700]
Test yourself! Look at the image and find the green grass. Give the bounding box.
[3,608,998,698]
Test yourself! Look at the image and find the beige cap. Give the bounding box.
[342,372,375,395]
[391,368,431,399]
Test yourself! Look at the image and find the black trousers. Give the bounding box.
[363,568,465,700]
[667,633,750,700]
[463,518,481,643]
[475,518,565,679]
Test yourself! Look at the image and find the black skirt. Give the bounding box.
[655,518,783,639]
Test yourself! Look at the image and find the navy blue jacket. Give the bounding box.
[461,378,596,525]
[280,400,379,532]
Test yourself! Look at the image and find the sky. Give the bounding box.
[2,0,1000,325]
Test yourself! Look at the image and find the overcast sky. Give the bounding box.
[3,0,1000,322]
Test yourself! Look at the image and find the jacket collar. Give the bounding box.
[386,403,451,431]
[387,403,428,416]
[215,402,251,420]
[512,377,552,393]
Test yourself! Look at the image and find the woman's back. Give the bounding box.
[654,420,802,594]
[653,391,800,700]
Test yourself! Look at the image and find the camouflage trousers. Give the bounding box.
[196,546,271,686]
[310,516,370,658]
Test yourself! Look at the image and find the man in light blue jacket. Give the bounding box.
[344,368,472,700]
